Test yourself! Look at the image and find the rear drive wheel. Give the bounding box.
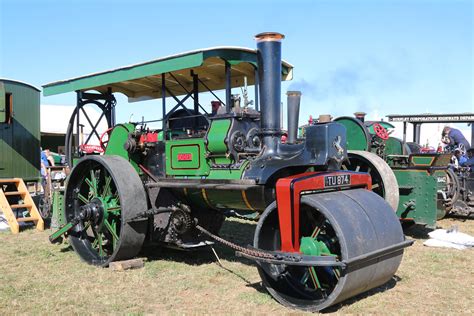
[64,155,148,266]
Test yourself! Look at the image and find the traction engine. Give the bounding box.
[47,32,412,311]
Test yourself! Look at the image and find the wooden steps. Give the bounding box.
[0,178,44,234]
[4,191,23,196]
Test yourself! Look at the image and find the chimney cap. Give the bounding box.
[255,32,285,42]
[286,90,302,96]
[354,112,367,117]
[318,114,333,123]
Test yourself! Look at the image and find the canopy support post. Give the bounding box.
[162,73,166,136]
[225,61,231,113]
[192,70,199,128]
[413,123,421,144]
[403,122,407,143]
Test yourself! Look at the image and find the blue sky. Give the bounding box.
[0,0,472,128]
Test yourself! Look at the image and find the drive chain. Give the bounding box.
[195,224,275,260]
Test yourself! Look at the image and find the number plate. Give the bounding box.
[177,153,193,161]
[324,174,351,187]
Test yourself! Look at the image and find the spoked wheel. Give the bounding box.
[445,169,461,207]
[64,155,148,266]
[342,150,399,211]
[254,189,405,312]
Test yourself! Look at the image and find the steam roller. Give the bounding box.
[44,31,412,312]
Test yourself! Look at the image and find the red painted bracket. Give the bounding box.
[276,171,372,252]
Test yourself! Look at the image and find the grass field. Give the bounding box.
[0,217,473,314]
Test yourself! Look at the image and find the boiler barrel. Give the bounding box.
[174,186,268,212]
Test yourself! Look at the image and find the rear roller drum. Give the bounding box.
[64,155,148,266]
[254,189,405,311]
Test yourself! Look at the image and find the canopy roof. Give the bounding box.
[43,47,294,102]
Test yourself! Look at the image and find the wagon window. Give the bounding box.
[0,93,12,124]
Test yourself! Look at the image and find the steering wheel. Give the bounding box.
[373,123,389,140]
[99,127,114,151]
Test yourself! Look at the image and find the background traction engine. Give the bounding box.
[48,32,412,312]
[321,115,458,228]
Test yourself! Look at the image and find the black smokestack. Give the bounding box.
[255,32,284,153]
[286,91,301,144]
[354,112,366,122]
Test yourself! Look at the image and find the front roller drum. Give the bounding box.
[254,189,405,311]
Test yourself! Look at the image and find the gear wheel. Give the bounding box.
[170,209,193,235]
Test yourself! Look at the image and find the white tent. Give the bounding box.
[41,104,109,145]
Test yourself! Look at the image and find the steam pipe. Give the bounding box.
[255,32,284,153]
[286,91,301,144]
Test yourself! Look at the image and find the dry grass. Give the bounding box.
[0,217,473,314]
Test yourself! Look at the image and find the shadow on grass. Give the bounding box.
[137,218,406,312]
[139,218,264,287]
[322,275,402,313]
[403,223,433,239]
[446,213,474,221]
[139,218,257,266]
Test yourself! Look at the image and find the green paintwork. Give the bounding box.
[0,83,5,122]
[104,123,140,172]
[410,156,435,166]
[81,168,122,256]
[50,152,63,165]
[385,137,407,155]
[207,119,231,154]
[44,53,202,96]
[166,138,210,176]
[207,161,248,179]
[433,169,450,220]
[49,221,74,243]
[42,48,294,98]
[0,79,41,182]
[51,190,66,230]
[393,169,438,228]
[206,118,232,164]
[157,131,164,141]
[333,117,369,151]
[299,223,339,290]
